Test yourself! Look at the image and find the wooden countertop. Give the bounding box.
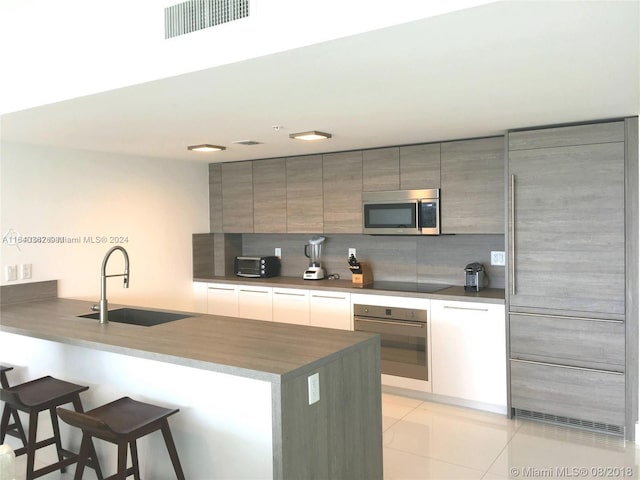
[0,298,378,383]
[194,276,505,304]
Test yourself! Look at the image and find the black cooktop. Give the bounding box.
[363,281,451,294]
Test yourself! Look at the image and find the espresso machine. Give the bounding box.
[303,236,326,280]
[464,262,486,292]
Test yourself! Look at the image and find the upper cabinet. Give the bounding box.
[323,151,363,233]
[209,164,223,233]
[286,155,323,233]
[210,136,505,234]
[441,137,505,234]
[399,143,441,189]
[253,158,287,233]
[362,147,400,192]
[222,162,254,233]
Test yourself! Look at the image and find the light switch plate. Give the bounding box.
[21,264,32,279]
[6,265,17,281]
[308,373,320,405]
[491,251,506,266]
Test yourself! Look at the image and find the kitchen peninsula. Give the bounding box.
[0,282,382,480]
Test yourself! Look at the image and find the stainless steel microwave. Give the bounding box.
[362,189,440,235]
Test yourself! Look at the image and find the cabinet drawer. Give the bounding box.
[510,360,625,426]
[510,313,625,370]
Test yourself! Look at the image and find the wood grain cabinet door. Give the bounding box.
[222,161,254,233]
[399,143,440,190]
[253,158,286,233]
[322,151,363,233]
[286,155,324,233]
[209,164,223,233]
[363,147,399,192]
[508,122,625,318]
[440,136,504,234]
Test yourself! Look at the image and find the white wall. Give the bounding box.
[0,0,492,114]
[0,142,209,311]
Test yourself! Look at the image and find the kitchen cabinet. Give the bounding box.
[507,120,631,436]
[222,162,254,233]
[309,290,351,330]
[272,288,310,325]
[238,285,273,321]
[508,122,625,317]
[399,143,441,190]
[362,147,400,192]
[286,155,323,233]
[209,164,223,232]
[440,136,504,234]
[431,300,506,407]
[207,283,239,317]
[322,151,363,233]
[253,158,287,233]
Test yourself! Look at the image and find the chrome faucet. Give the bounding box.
[92,246,130,324]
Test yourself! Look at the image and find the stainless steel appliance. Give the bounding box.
[464,262,486,292]
[235,256,281,278]
[354,304,429,381]
[303,236,326,280]
[362,189,440,235]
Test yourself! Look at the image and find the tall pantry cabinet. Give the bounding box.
[506,118,638,439]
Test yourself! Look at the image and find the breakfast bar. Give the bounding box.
[0,294,382,479]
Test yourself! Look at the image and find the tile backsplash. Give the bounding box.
[241,233,505,288]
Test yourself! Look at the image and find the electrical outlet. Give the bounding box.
[21,264,32,280]
[308,373,320,405]
[275,247,282,258]
[490,251,506,266]
[348,248,356,258]
[5,265,17,281]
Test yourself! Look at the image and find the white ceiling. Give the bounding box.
[1,1,638,163]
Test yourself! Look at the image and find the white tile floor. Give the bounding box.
[5,392,640,479]
[382,393,640,480]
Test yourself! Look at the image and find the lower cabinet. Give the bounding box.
[238,286,273,321]
[207,283,239,317]
[205,283,350,329]
[272,288,310,325]
[508,312,626,430]
[309,290,352,330]
[431,300,506,406]
[510,360,625,427]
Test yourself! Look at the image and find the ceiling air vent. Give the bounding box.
[165,0,250,39]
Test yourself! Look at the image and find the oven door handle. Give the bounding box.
[354,317,425,329]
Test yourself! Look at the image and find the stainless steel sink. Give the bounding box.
[78,308,192,327]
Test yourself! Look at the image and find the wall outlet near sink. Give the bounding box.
[348,248,356,258]
[490,251,506,266]
[274,247,282,258]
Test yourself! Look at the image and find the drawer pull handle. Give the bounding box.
[274,292,306,297]
[511,359,624,375]
[510,312,624,324]
[443,306,489,312]
[312,295,346,300]
[240,289,269,294]
[208,287,235,291]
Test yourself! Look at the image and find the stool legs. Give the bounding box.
[160,420,185,480]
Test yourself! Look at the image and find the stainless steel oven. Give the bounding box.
[354,304,429,381]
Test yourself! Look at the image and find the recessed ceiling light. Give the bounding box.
[289,131,332,141]
[187,144,226,152]
[232,140,262,146]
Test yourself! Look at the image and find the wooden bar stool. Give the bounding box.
[0,373,103,480]
[58,396,185,480]
[0,365,28,449]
